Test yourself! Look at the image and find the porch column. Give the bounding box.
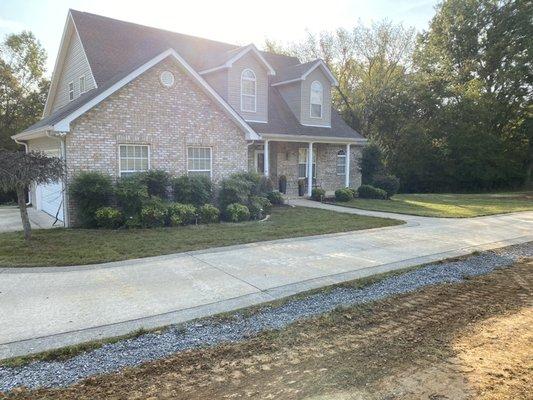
[264,140,269,177]
[307,142,314,197]
[345,143,351,187]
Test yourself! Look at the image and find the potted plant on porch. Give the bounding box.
[279,175,287,194]
[298,178,306,197]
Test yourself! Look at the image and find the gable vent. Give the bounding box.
[160,71,175,88]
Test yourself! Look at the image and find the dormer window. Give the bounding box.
[68,82,74,101]
[241,69,256,112]
[310,81,323,118]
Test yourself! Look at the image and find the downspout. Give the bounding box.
[13,138,32,206]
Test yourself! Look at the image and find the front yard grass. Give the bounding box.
[334,191,533,218]
[0,206,401,267]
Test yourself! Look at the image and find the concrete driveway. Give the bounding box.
[0,206,58,232]
[0,201,531,358]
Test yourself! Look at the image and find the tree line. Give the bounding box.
[266,0,532,192]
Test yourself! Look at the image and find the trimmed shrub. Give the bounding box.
[248,196,272,220]
[172,175,212,207]
[311,187,326,201]
[198,204,220,224]
[372,174,400,199]
[167,202,197,226]
[115,175,150,217]
[124,215,142,229]
[225,203,250,223]
[69,172,114,227]
[347,187,357,198]
[140,170,171,199]
[357,184,387,199]
[94,207,123,229]
[266,191,284,205]
[218,175,254,212]
[335,188,354,202]
[139,200,167,228]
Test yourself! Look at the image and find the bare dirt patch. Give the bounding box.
[5,261,532,400]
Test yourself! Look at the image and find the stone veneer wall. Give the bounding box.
[64,57,248,226]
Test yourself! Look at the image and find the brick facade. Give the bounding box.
[64,57,248,225]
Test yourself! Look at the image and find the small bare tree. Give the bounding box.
[0,149,64,240]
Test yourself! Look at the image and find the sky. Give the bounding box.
[0,0,439,76]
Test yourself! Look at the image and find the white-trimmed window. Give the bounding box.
[298,148,317,179]
[68,82,74,101]
[310,80,323,118]
[241,69,256,112]
[187,147,212,178]
[79,75,86,94]
[336,149,346,175]
[119,144,149,177]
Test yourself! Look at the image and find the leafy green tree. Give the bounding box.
[0,31,49,150]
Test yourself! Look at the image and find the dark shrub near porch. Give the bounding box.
[69,172,114,227]
[172,175,212,206]
[335,188,354,202]
[358,184,387,199]
[311,187,326,201]
[267,191,284,205]
[372,175,400,199]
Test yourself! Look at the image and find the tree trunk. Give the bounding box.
[16,186,31,241]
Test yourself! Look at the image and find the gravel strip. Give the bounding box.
[1,243,531,391]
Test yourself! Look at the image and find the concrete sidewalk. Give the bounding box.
[0,202,531,359]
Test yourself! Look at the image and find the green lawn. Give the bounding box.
[0,206,401,268]
[334,192,533,218]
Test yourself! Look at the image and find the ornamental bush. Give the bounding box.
[335,188,354,202]
[311,187,326,201]
[357,184,387,199]
[167,202,197,226]
[69,172,114,227]
[372,174,400,199]
[172,175,212,206]
[115,175,150,218]
[198,204,220,224]
[225,203,250,223]
[140,170,171,199]
[218,175,254,212]
[94,207,123,229]
[139,200,167,228]
[266,191,284,205]
[248,196,272,220]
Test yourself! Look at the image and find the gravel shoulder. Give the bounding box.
[1,242,531,396]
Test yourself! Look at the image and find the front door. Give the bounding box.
[255,150,264,174]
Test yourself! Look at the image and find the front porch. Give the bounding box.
[248,138,363,197]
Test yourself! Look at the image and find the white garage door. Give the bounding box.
[37,181,64,221]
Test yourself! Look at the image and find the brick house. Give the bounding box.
[12,10,366,227]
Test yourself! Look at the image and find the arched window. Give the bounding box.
[336,149,346,175]
[241,69,256,112]
[310,80,323,118]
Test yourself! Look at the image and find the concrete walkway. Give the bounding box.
[0,201,532,359]
[0,206,58,233]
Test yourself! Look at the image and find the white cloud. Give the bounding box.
[0,16,26,32]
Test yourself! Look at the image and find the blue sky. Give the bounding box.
[0,0,439,75]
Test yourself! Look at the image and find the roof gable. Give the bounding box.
[272,60,339,86]
[199,44,276,75]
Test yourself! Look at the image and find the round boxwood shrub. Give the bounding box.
[115,175,150,217]
[140,201,167,228]
[335,188,354,202]
[225,203,250,222]
[140,170,171,199]
[172,175,212,207]
[266,191,284,205]
[248,196,272,220]
[357,184,387,199]
[198,204,220,224]
[167,202,197,226]
[311,187,326,201]
[372,174,400,199]
[94,207,123,229]
[69,172,114,227]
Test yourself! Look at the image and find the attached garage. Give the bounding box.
[36,181,64,221]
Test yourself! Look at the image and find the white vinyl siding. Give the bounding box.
[187,147,212,178]
[50,28,96,112]
[241,69,256,112]
[300,68,331,126]
[119,145,149,177]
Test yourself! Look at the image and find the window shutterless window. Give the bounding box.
[119,145,149,177]
[298,148,317,179]
[241,69,256,112]
[68,82,74,101]
[310,81,323,118]
[79,75,86,94]
[337,150,346,175]
[187,147,212,178]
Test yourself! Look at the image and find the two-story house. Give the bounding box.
[12,10,366,226]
